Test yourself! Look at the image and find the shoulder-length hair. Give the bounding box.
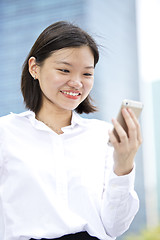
[21,21,99,114]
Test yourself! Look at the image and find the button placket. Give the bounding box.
[50,134,68,206]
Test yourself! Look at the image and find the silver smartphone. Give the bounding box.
[111,99,143,143]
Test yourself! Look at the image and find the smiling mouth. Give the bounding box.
[60,91,81,96]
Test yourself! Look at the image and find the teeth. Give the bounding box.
[62,91,79,96]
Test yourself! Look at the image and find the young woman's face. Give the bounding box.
[36,46,95,112]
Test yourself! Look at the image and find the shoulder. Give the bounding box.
[73,111,113,131]
[0,112,16,125]
[0,113,15,134]
[0,111,33,134]
[0,111,31,125]
[73,112,113,146]
[0,113,15,146]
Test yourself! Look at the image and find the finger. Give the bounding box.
[108,129,119,148]
[121,108,137,141]
[127,108,142,143]
[112,118,128,143]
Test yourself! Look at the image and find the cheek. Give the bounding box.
[39,73,62,89]
[84,79,94,92]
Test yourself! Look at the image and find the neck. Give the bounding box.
[36,105,72,134]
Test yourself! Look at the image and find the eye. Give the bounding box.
[58,69,70,73]
[83,73,93,77]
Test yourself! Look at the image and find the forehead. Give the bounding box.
[48,46,94,64]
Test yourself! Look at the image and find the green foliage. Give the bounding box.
[125,226,160,240]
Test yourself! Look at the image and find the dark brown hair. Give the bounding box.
[21,21,99,114]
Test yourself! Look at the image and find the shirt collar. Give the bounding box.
[71,111,87,127]
[10,110,35,118]
[11,110,87,129]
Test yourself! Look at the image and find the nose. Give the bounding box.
[67,76,83,89]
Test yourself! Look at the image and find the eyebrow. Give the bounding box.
[55,61,94,69]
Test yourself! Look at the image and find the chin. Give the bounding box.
[64,106,78,111]
[57,104,79,111]
[57,100,83,111]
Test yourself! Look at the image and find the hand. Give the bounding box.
[108,108,142,176]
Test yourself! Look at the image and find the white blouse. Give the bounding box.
[0,111,139,240]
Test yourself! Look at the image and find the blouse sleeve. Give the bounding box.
[100,143,139,238]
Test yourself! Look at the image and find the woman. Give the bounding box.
[0,21,142,240]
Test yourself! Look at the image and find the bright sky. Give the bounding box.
[136,0,160,82]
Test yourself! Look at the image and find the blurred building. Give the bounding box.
[0,0,86,116]
[2,0,159,239]
[136,0,160,231]
[152,80,160,213]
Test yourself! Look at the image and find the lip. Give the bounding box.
[60,90,81,100]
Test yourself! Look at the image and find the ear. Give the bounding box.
[28,57,39,79]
